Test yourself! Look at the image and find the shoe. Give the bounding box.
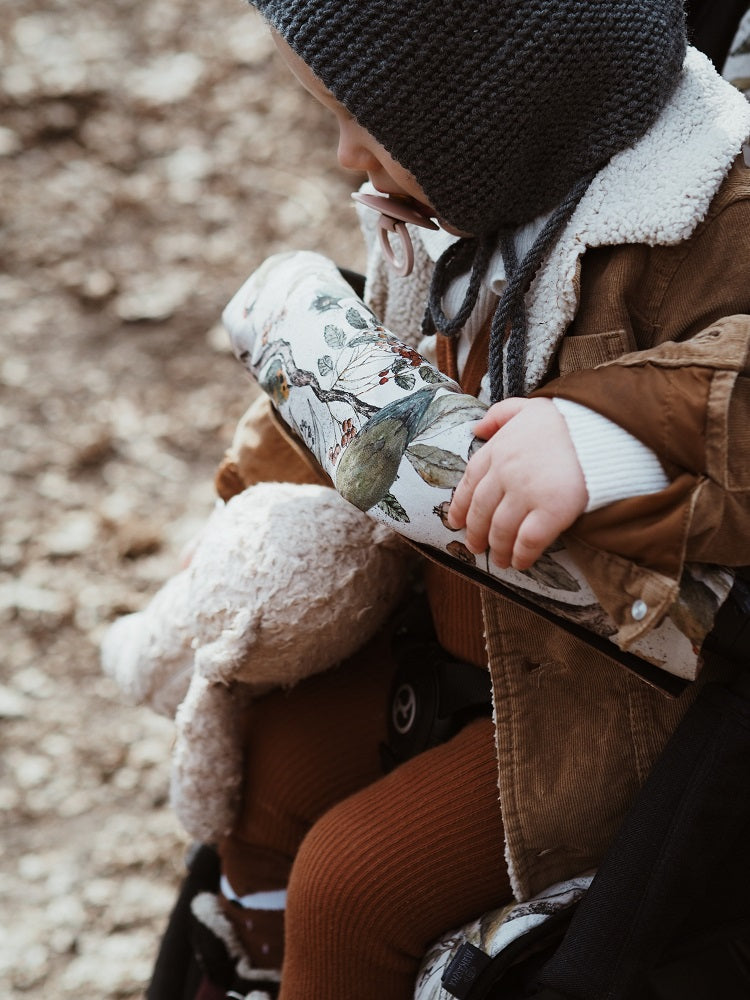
[190,891,281,999]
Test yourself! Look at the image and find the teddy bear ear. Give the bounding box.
[100,611,144,702]
[172,674,244,843]
[100,571,196,719]
[214,457,246,502]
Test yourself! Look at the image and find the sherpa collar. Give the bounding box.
[517,45,750,393]
[408,47,750,398]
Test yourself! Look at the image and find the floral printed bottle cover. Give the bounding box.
[223,251,733,682]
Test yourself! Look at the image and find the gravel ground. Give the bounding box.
[0,2,364,996]
[4,5,750,998]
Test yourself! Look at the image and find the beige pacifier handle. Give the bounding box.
[351,192,439,277]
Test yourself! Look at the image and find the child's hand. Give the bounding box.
[447,398,588,570]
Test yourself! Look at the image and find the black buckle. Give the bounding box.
[381,599,491,772]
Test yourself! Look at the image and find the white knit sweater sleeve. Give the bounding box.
[552,397,669,512]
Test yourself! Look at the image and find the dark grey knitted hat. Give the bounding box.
[251,1,687,400]
[249,0,686,236]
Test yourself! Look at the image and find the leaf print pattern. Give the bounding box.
[346,306,370,329]
[414,393,487,438]
[222,250,734,682]
[377,493,410,523]
[414,875,594,1000]
[433,499,460,531]
[323,324,347,349]
[519,552,581,593]
[446,540,476,566]
[405,444,467,489]
[418,365,447,384]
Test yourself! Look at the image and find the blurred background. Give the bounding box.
[0,1,364,995]
[2,1,750,997]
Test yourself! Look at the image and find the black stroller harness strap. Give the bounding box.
[535,670,750,1000]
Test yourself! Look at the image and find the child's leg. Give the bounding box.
[281,715,511,1000]
[217,630,397,971]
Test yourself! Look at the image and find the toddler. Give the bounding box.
[141,3,750,999]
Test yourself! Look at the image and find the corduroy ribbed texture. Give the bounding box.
[220,632,395,885]
[218,634,396,971]
[220,628,509,1000]
[282,716,508,1000]
[424,560,488,669]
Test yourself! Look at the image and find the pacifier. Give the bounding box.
[351,191,439,277]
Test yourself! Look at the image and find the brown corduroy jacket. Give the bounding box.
[217,150,750,900]
[487,153,750,898]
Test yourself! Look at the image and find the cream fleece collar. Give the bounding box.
[518,46,750,393]
[409,47,750,397]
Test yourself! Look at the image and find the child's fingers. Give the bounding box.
[512,509,562,570]
[471,397,526,439]
[449,399,530,530]
[487,494,529,569]
[446,447,491,529]
[462,479,501,553]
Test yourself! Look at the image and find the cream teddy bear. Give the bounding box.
[102,479,411,841]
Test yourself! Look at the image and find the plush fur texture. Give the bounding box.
[102,481,411,840]
[103,46,749,851]
[517,47,750,395]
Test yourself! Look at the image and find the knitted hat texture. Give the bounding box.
[249,0,687,235]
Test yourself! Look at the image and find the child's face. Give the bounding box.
[273,32,434,211]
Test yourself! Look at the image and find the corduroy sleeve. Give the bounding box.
[533,190,750,577]
[215,395,331,502]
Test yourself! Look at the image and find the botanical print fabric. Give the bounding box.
[414,874,594,1000]
[223,251,732,681]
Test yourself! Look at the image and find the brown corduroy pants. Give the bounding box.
[219,630,512,1000]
